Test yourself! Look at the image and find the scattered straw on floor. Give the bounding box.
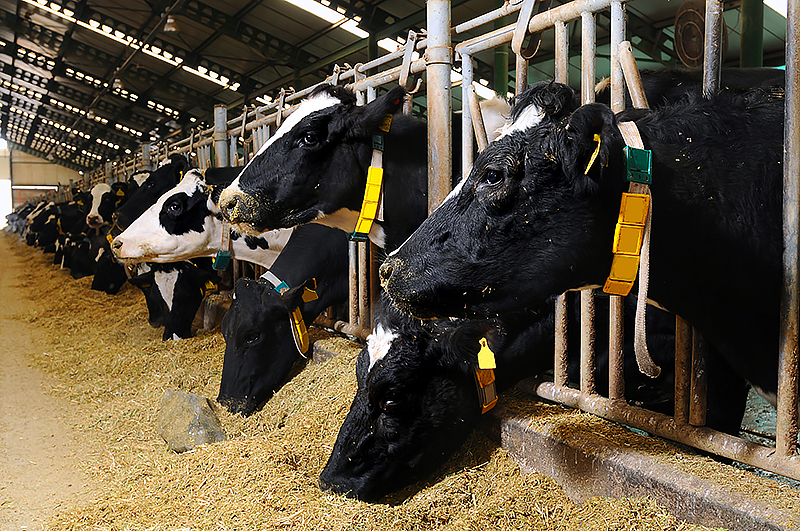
[7,236,720,530]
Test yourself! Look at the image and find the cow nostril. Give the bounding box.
[111,239,122,251]
[379,260,394,286]
[222,195,239,221]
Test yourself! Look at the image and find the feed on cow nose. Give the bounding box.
[378,260,394,288]
[220,195,239,221]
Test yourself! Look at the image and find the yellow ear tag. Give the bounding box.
[584,134,602,175]
[115,189,125,197]
[204,280,216,291]
[106,233,114,245]
[477,337,496,370]
[290,307,309,354]
[301,287,318,303]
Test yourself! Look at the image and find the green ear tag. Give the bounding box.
[212,250,232,271]
[477,337,496,370]
[624,146,653,185]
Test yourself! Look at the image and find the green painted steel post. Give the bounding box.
[494,0,509,96]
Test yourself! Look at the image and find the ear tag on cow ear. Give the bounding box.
[477,337,496,370]
[77,200,84,206]
[289,307,310,354]
[105,233,114,245]
[212,250,232,271]
[179,170,184,180]
[584,134,602,175]
[115,189,125,197]
[302,287,318,303]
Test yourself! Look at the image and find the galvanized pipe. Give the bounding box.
[555,20,569,84]
[358,242,371,332]
[524,379,800,480]
[618,41,649,109]
[777,0,800,458]
[515,55,528,93]
[580,289,596,396]
[554,294,569,387]
[702,0,723,98]
[462,54,475,173]
[213,104,229,168]
[674,317,692,426]
[348,240,358,327]
[467,85,489,152]
[690,330,708,426]
[581,12,595,102]
[609,1,625,113]
[426,0,453,213]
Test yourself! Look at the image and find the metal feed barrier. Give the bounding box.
[55,0,800,484]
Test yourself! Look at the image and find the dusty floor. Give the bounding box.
[0,234,98,529]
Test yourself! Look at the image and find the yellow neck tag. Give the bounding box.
[477,337,496,370]
[603,192,650,296]
[474,368,498,414]
[584,134,602,175]
[351,165,384,240]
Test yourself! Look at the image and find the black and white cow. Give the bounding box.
[217,223,349,415]
[85,183,112,229]
[128,261,218,340]
[381,82,786,406]
[218,85,437,250]
[114,155,189,232]
[320,290,749,501]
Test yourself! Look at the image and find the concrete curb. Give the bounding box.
[486,393,798,531]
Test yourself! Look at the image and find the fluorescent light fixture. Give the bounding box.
[13,185,59,190]
[450,70,497,100]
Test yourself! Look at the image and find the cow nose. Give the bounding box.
[110,238,122,254]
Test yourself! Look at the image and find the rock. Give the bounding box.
[156,388,227,453]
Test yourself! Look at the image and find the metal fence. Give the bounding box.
[57,0,800,483]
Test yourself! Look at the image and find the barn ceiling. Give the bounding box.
[0,0,788,171]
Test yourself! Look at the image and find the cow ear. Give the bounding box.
[447,320,498,367]
[280,278,318,309]
[169,154,190,178]
[348,85,407,138]
[561,103,617,183]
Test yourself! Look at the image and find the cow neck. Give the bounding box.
[601,121,660,379]
[259,271,319,356]
[350,114,393,242]
[474,337,498,414]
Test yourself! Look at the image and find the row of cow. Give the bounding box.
[4,66,787,503]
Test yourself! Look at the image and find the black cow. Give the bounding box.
[319,291,747,501]
[114,154,189,232]
[218,223,349,415]
[128,261,218,340]
[381,82,786,406]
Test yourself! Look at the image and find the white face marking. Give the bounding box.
[496,104,545,140]
[95,247,105,262]
[155,269,180,312]
[132,172,150,186]
[87,183,112,225]
[313,208,386,248]
[113,170,216,262]
[366,324,399,372]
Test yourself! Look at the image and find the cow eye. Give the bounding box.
[165,200,182,216]
[479,169,505,188]
[379,387,401,411]
[299,131,319,147]
[245,331,260,344]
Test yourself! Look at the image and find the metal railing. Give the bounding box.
[27,0,800,483]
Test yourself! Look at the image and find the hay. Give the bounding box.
[7,236,718,530]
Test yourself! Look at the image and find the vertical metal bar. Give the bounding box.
[515,55,528,94]
[609,1,625,113]
[778,0,800,457]
[690,330,708,426]
[348,241,358,326]
[426,0,453,213]
[554,294,569,387]
[494,0,509,96]
[674,316,692,425]
[358,242,370,331]
[580,289,596,396]
[467,85,489,151]
[555,20,569,85]
[702,0,723,98]
[581,13,595,102]
[214,104,228,168]
[462,54,475,173]
[142,143,152,172]
[740,0,764,68]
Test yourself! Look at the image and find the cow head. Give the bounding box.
[111,169,218,263]
[218,84,407,235]
[114,154,189,231]
[95,182,130,229]
[217,276,317,415]
[86,183,112,228]
[319,312,504,502]
[380,83,624,319]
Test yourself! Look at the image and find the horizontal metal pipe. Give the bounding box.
[454,0,524,34]
[522,379,800,480]
[313,315,370,341]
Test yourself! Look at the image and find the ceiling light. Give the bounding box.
[112,78,124,91]
[163,15,179,33]
[86,110,95,120]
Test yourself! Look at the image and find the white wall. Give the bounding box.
[0,143,10,228]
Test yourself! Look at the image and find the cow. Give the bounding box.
[218,84,451,250]
[110,169,291,268]
[114,154,189,232]
[380,82,786,407]
[129,261,218,340]
[217,223,349,415]
[319,291,748,501]
[85,183,112,229]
